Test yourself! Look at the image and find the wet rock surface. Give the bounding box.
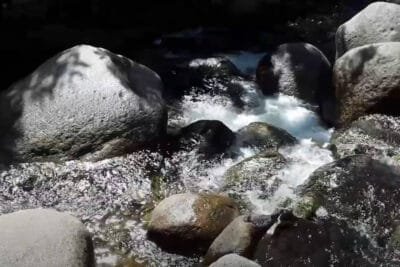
[236,122,297,151]
[254,212,376,266]
[175,120,236,159]
[0,45,166,164]
[331,114,400,161]
[298,155,400,263]
[0,208,95,267]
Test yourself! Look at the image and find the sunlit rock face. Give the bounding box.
[335,1,400,58]
[0,44,166,163]
[334,42,400,127]
[0,208,95,267]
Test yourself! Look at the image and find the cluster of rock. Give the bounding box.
[145,1,400,266]
[1,1,400,266]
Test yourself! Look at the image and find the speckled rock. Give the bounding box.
[298,155,400,260]
[0,44,166,163]
[331,114,400,162]
[0,209,94,267]
[334,42,400,127]
[254,212,375,266]
[336,2,400,58]
[147,193,240,254]
[223,150,287,198]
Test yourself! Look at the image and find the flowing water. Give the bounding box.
[0,52,334,266]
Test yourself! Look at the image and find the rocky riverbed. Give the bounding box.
[1,1,400,266]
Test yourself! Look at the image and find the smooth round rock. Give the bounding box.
[147,193,240,254]
[336,2,400,58]
[236,122,296,150]
[204,214,275,265]
[0,209,94,267]
[209,254,261,267]
[0,44,166,163]
[334,42,400,127]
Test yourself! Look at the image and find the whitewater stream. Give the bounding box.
[0,52,334,266]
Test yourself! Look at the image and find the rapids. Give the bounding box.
[0,52,334,266]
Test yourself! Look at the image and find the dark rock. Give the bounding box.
[254,212,375,266]
[176,120,236,159]
[336,2,400,58]
[331,114,400,161]
[0,208,94,267]
[236,122,297,151]
[298,155,400,258]
[334,42,400,127]
[204,214,275,265]
[147,193,240,255]
[256,43,334,124]
[209,254,261,267]
[0,44,166,163]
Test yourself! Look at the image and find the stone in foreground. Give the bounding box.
[0,208,94,267]
[147,193,239,254]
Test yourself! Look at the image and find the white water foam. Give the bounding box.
[171,86,332,144]
[169,77,334,214]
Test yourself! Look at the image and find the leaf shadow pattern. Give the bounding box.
[0,44,164,165]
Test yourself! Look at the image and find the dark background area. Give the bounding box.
[0,0,376,90]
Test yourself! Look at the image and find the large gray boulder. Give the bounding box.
[0,208,94,267]
[147,193,239,254]
[256,43,334,124]
[0,44,166,163]
[336,2,400,58]
[334,42,400,127]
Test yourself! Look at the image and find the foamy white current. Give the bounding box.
[169,58,334,214]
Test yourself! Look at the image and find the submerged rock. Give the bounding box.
[204,214,275,265]
[209,254,261,267]
[336,2,400,58]
[0,44,166,163]
[334,42,400,127]
[254,212,375,266]
[298,155,400,261]
[256,42,334,123]
[331,114,400,162]
[147,193,239,254]
[236,122,296,151]
[0,208,94,267]
[223,150,287,198]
